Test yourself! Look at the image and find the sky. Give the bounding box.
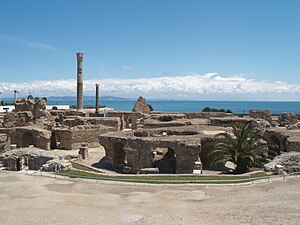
[0,0,300,100]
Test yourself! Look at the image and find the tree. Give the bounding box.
[147,104,154,111]
[27,95,33,100]
[202,107,211,112]
[210,124,268,174]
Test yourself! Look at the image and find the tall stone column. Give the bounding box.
[76,52,84,112]
[95,83,100,113]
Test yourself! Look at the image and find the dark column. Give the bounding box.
[76,52,84,111]
[95,83,99,113]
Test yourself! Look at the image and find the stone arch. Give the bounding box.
[153,147,176,173]
[22,132,34,147]
[113,142,126,172]
[50,132,62,149]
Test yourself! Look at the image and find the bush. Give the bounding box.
[219,109,225,112]
[147,104,154,111]
[211,108,219,112]
[202,107,211,112]
[226,109,233,113]
[27,95,33,100]
[52,106,58,110]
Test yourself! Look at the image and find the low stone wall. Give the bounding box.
[63,117,121,131]
[210,117,253,127]
[185,112,234,119]
[54,125,116,150]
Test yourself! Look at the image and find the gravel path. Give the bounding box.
[0,172,299,225]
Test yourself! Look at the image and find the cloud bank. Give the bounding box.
[1,73,300,100]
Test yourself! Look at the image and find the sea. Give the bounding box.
[46,100,300,114]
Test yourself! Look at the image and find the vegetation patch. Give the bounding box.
[59,170,270,184]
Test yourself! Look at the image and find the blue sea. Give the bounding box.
[46,100,300,114]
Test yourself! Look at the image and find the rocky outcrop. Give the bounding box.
[278,112,298,126]
[264,152,300,173]
[132,96,151,113]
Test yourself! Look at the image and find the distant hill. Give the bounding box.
[47,96,133,101]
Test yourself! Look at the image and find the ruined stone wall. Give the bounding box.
[249,110,272,123]
[55,125,116,150]
[106,112,142,129]
[0,133,10,153]
[210,117,253,127]
[14,99,35,112]
[63,117,121,131]
[3,112,34,128]
[9,127,51,150]
[132,96,150,113]
[53,129,72,150]
[99,135,201,174]
[185,112,234,119]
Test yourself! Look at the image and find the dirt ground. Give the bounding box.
[0,172,299,225]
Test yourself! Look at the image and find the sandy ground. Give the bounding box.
[0,172,299,225]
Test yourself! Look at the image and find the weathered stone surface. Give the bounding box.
[0,133,10,153]
[1,147,54,171]
[249,110,272,123]
[41,158,72,172]
[132,96,151,113]
[140,167,159,174]
[3,111,34,128]
[53,125,115,150]
[278,112,298,126]
[185,112,234,119]
[99,125,230,174]
[210,117,253,127]
[264,128,300,153]
[8,126,52,150]
[143,118,191,128]
[63,117,121,131]
[14,99,35,112]
[264,152,300,173]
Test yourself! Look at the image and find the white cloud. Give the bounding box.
[0,73,300,100]
[121,65,136,70]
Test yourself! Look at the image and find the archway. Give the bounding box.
[113,143,126,172]
[153,147,176,173]
[22,132,34,147]
[50,132,58,149]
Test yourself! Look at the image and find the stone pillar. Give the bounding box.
[79,144,88,159]
[95,83,99,114]
[76,52,84,112]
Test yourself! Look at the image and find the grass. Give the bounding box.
[58,170,271,184]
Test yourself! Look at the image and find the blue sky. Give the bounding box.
[0,0,300,100]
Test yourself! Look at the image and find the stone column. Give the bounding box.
[76,52,84,112]
[95,83,99,114]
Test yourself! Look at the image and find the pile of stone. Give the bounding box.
[41,158,72,172]
[278,112,300,130]
[264,151,300,173]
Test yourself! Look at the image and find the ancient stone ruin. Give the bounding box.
[132,96,151,113]
[0,52,299,175]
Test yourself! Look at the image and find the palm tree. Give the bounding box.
[210,124,268,174]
